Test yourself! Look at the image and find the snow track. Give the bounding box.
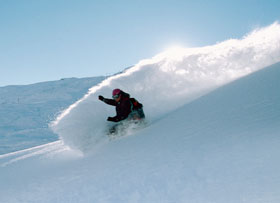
[0,141,80,167]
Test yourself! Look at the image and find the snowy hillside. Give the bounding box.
[0,77,105,154]
[52,22,280,152]
[1,62,279,203]
[0,23,280,203]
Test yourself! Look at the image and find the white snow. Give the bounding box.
[1,22,280,203]
[52,22,280,152]
[0,77,105,154]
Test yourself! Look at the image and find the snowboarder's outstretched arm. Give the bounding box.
[99,95,117,106]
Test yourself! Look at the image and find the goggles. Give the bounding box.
[112,94,120,99]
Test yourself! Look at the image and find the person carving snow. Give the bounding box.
[98,88,145,123]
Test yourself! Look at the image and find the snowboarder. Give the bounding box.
[98,88,145,134]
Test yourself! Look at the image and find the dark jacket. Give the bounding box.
[102,91,132,122]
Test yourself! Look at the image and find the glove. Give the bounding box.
[107,117,115,122]
[98,95,104,101]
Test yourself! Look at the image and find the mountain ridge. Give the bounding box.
[0,76,106,154]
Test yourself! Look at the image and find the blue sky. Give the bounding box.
[0,0,279,86]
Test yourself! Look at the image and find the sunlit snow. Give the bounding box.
[1,22,280,203]
[52,22,280,152]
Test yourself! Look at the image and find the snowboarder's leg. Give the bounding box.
[107,121,124,137]
[108,124,118,135]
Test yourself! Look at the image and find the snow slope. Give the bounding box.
[0,23,280,203]
[0,61,279,203]
[52,22,280,152]
[0,76,105,154]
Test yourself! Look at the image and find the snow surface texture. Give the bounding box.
[0,77,105,154]
[1,54,280,202]
[52,22,280,152]
[0,22,280,203]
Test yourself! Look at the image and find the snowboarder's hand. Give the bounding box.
[107,117,114,122]
[98,95,104,101]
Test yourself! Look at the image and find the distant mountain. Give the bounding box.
[0,76,106,154]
